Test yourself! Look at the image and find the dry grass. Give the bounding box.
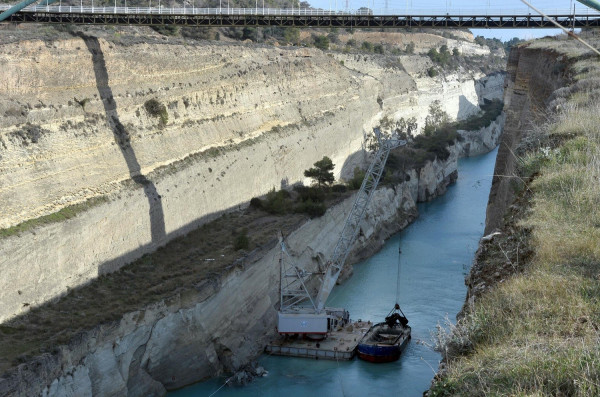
[526,35,600,60]
[0,196,108,239]
[430,47,600,397]
[0,205,308,373]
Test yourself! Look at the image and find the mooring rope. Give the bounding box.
[335,355,347,397]
[207,378,229,397]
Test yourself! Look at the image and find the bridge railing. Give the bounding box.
[0,5,599,16]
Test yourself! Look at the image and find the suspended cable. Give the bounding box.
[395,241,401,305]
[521,0,600,57]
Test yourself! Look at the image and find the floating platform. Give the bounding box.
[265,320,372,360]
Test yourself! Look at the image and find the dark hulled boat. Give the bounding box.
[357,304,411,363]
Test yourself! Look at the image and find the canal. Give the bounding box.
[170,146,499,397]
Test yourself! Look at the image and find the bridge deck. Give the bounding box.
[1,6,599,28]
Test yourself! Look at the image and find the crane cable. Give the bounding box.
[395,242,402,305]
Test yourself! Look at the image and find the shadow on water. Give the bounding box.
[79,33,166,244]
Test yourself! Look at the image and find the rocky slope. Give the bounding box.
[0,116,504,396]
[0,27,502,324]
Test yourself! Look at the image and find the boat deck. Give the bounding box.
[265,320,372,360]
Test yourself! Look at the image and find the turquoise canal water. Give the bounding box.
[170,147,499,397]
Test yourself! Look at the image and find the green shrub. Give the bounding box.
[249,197,263,209]
[332,184,347,193]
[144,99,168,126]
[283,27,300,45]
[428,45,451,66]
[233,229,249,250]
[361,41,373,52]
[262,188,292,214]
[181,27,216,40]
[427,67,438,77]
[349,167,366,190]
[414,127,458,161]
[313,35,330,50]
[389,148,434,171]
[150,25,180,36]
[457,99,504,131]
[295,199,326,218]
[294,185,326,203]
[74,97,90,111]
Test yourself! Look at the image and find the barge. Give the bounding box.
[357,304,411,363]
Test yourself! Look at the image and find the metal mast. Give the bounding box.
[279,233,317,312]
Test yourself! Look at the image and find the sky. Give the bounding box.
[304,0,596,40]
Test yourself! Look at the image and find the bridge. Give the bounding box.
[1,4,600,28]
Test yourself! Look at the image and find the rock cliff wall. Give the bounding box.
[457,112,506,157]
[0,116,503,395]
[0,32,499,323]
[484,47,569,234]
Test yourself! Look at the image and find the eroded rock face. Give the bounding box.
[0,28,505,396]
[0,33,499,323]
[457,112,506,157]
[484,47,568,235]
[0,115,504,396]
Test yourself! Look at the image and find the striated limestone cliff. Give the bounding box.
[484,46,569,235]
[0,117,504,395]
[0,29,501,323]
[456,112,506,158]
[463,44,572,305]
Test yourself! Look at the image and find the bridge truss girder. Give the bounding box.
[3,12,600,28]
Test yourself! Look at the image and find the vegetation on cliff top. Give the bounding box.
[430,36,600,397]
[377,98,503,179]
[0,196,108,239]
[250,157,344,218]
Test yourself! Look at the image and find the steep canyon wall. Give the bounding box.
[484,46,569,234]
[0,119,504,396]
[0,32,501,323]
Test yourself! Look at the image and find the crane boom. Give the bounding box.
[277,129,405,334]
[314,131,406,312]
[277,129,406,335]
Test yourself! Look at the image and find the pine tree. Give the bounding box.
[304,157,335,187]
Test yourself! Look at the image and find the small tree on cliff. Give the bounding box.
[304,157,335,187]
[423,100,450,136]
